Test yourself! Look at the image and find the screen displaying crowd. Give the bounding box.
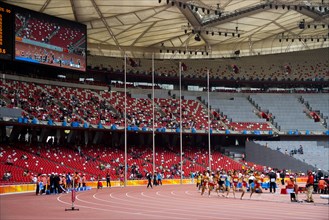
[14,7,86,71]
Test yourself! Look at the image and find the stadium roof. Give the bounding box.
[5,0,329,59]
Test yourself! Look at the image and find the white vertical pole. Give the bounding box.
[179,62,183,184]
[207,69,211,172]
[124,54,127,187]
[152,53,155,174]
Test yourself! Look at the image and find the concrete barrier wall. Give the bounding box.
[246,142,315,172]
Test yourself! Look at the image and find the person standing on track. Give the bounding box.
[157,172,163,186]
[305,170,314,203]
[153,172,158,186]
[268,170,277,193]
[146,171,153,189]
[106,172,111,188]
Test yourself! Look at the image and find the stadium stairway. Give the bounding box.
[299,96,327,128]
[246,95,279,134]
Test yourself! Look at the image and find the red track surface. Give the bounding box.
[1,185,328,220]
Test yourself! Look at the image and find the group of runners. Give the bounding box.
[195,169,265,199]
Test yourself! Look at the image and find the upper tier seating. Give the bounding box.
[88,48,329,82]
[100,91,162,127]
[250,94,326,133]
[1,76,327,133]
[154,98,208,129]
[0,79,66,122]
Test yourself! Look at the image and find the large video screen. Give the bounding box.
[14,6,86,71]
[0,2,13,60]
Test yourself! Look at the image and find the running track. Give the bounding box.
[1,185,328,220]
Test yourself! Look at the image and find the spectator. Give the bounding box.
[318,177,327,194]
[21,154,28,160]
[6,156,13,165]
[23,170,29,176]
[3,171,12,181]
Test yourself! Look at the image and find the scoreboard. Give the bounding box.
[0,2,86,72]
[0,2,13,60]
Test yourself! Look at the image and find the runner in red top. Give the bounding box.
[232,170,239,199]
